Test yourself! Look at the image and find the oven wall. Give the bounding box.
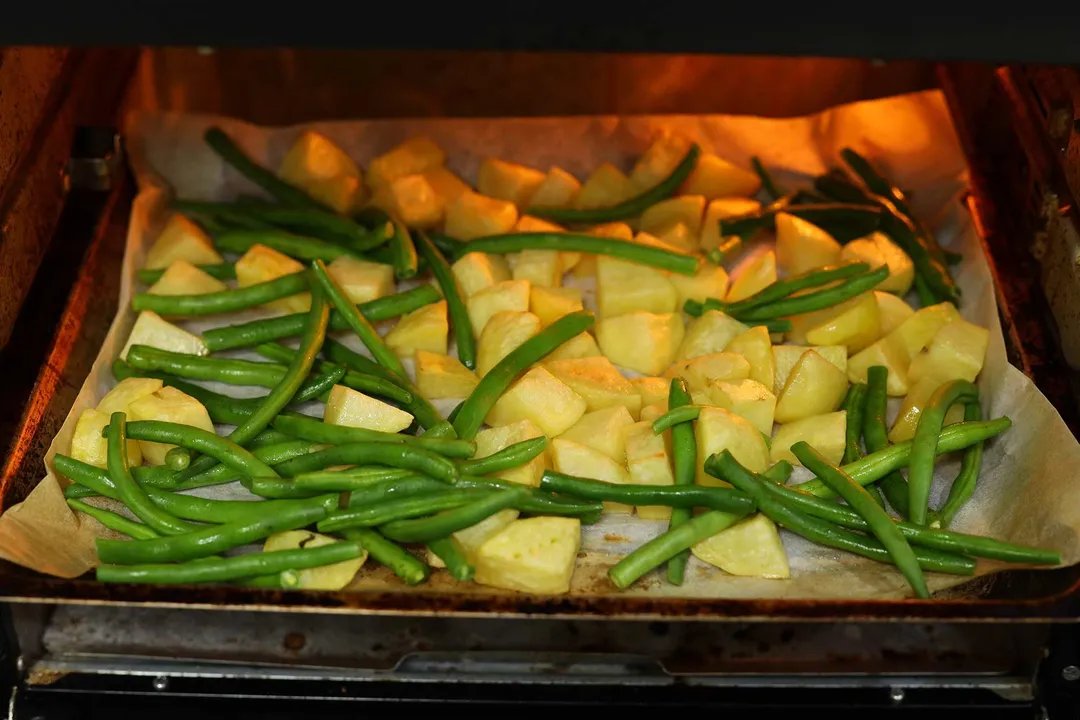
[131,49,937,122]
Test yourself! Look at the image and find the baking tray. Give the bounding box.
[2,64,1080,621]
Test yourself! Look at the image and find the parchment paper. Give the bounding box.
[3,89,1080,600]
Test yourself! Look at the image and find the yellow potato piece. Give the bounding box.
[420,166,472,206]
[478,157,546,209]
[640,195,706,237]
[128,387,215,465]
[630,133,693,192]
[669,264,730,308]
[474,516,581,595]
[96,377,164,416]
[557,406,636,463]
[665,352,751,393]
[148,260,228,298]
[692,513,789,578]
[445,191,518,241]
[707,379,776,436]
[724,326,774,389]
[907,319,990,386]
[545,356,643,418]
[70,408,143,469]
[774,212,842,276]
[545,332,603,361]
[840,231,914,295]
[385,301,448,357]
[888,377,968,443]
[596,255,677,319]
[847,338,911,397]
[576,163,633,210]
[428,509,521,568]
[487,366,586,436]
[451,253,512,298]
[596,312,685,377]
[726,250,776,303]
[324,385,414,433]
[695,407,770,486]
[264,530,367,591]
[885,302,961,364]
[278,131,361,187]
[235,244,310,314]
[372,173,445,229]
[509,249,562,288]
[774,350,849,424]
[476,311,540,377]
[770,410,848,466]
[466,279,531,337]
[119,311,207,361]
[145,214,224,270]
[366,136,446,191]
[630,376,670,408]
[326,256,395,305]
[474,419,548,488]
[623,420,675,520]
[796,291,883,354]
[680,153,762,199]
[414,350,479,400]
[771,345,847,394]
[529,285,584,327]
[676,310,748,361]
[875,290,915,335]
[529,167,582,209]
[551,438,632,514]
[700,197,762,251]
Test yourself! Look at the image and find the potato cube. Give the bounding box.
[681,153,762,199]
[451,253,511,297]
[700,198,763,251]
[96,377,164,416]
[631,376,670,408]
[572,222,634,278]
[145,214,224,270]
[788,291,882,353]
[907,319,990,386]
[428,509,521,568]
[278,131,361,185]
[148,260,228,297]
[477,311,541,376]
[623,420,675,520]
[551,438,632,513]
[235,244,309,314]
[119,311,207,361]
[474,516,581,595]
[576,163,633,209]
[596,255,677,318]
[876,290,915,335]
[301,175,364,215]
[676,310,748,361]
[510,249,562,288]
[774,350,849,424]
[385,300,448,357]
[545,331,603,361]
[658,222,697,253]
[465,279,531,337]
[530,285,583,327]
[128,386,215,465]
[775,212,842,276]
[692,513,789,578]
[474,419,548,487]
[695,407,770,485]
[770,411,848,466]
[372,173,444,228]
[640,402,667,423]
[633,230,684,253]
[478,158,546,208]
[726,250,777,303]
[444,191,518,241]
[325,385,414,433]
[670,264,730,309]
[888,377,968,443]
[415,350,479,400]
[529,167,581,209]
[596,312,684,377]
[420,166,472,206]
[557,406,636,463]
[840,231,914,295]
[885,301,962,364]
[665,352,751,393]
[629,133,693,192]
[487,366,586,436]
[366,136,446,191]
[724,326,774,389]
[847,338,910,396]
[707,379,776,435]
[264,530,366,590]
[70,408,142,469]
[545,356,642,418]
[772,345,847,394]
[327,256,395,305]
[515,215,581,273]
[691,391,712,406]
[640,195,706,237]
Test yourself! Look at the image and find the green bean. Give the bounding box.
[416,229,476,370]
[305,474,442,502]
[908,380,979,525]
[863,366,910,518]
[272,413,475,458]
[751,156,783,201]
[651,404,705,435]
[131,271,309,316]
[539,471,754,515]
[427,537,474,581]
[171,440,319,491]
[56,454,160,498]
[150,490,337,525]
[294,363,346,402]
[794,418,1010,498]
[454,476,603,519]
[67,499,160,540]
[273,441,460,483]
[247,428,296,449]
[204,127,331,212]
[427,231,465,258]
[341,528,430,585]
[124,420,280,478]
[705,237,742,266]
[841,383,868,465]
[378,488,528,543]
[664,378,697,585]
[216,228,364,264]
[685,263,871,318]
[705,451,975,576]
[98,542,364,585]
[422,421,457,439]
[253,343,412,405]
[319,490,489,532]
[759,473,1060,565]
[609,508,745,590]
[137,263,237,285]
[528,144,700,224]
[173,199,276,231]
[63,483,102,500]
[311,258,407,377]
[732,265,890,322]
[457,233,699,277]
[453,310,595,439]
[96,500,328,565]
[165,447,191,471]
[877,209,959,305]
[793,442,928,598]
[356,207,418,280]
[126,345,290,389]
[813,172,876,205]
[202,285,442,352]
[931,402,985,529]
[719,202,882,244]
[242,468,416,499]
[105,413,198,535]
[111,361,249,426]
[458,436,548,475]
[914,273,935,308]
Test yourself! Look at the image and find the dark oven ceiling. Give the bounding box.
[4,5,1080,64]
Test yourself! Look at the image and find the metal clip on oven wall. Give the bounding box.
[64,127,123,193]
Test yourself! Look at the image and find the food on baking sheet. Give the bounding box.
[54,126,1060,600]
